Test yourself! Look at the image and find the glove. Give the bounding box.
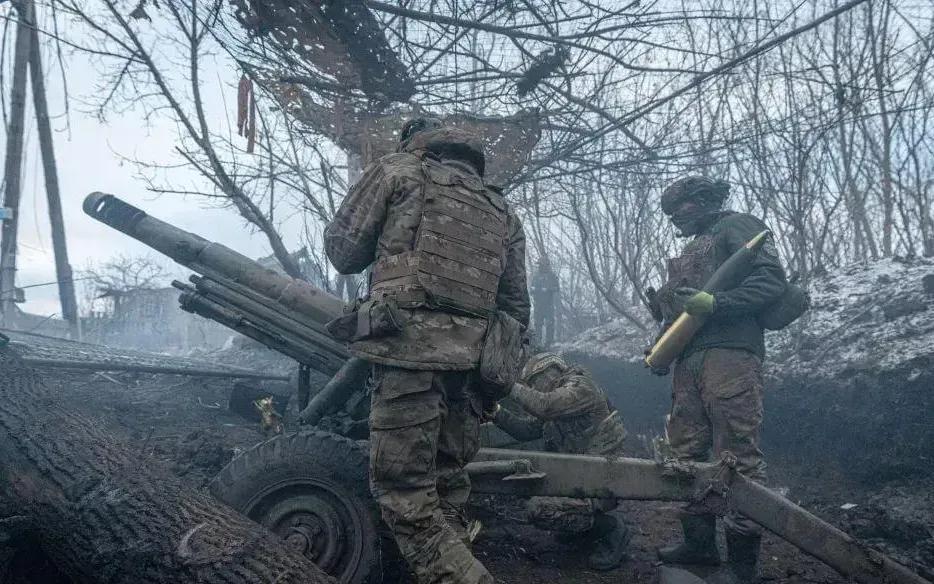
[674,287,716,316]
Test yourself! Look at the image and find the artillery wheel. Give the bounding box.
[210,431,392,584]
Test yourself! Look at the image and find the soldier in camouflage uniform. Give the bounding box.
[493,352,630,571]
[651,177,786,584]
[531,257,560,346]
[325,118,530,584]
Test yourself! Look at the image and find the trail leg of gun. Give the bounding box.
[730,475,931,584]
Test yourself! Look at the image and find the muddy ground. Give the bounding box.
[6,363,934,583]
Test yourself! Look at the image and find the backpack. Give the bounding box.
[758,281,810,330]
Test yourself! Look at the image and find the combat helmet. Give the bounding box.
[660,176,730,215]
[399,116,444,145]
[401,122,487,178]
[520,352,568,384]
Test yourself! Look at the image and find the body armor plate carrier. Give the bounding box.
[370,157,509,317]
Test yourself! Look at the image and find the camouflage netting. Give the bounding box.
[229,0,541,185]
[358,110,542,186]
[230,0,414,102]
[255,69,542,185]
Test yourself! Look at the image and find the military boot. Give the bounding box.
[587,514,631,571]
[705,530,761,584]
[657,514,720,566]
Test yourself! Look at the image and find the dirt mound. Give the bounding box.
[768,257,934,379]
[558,257,934,378]
[764,260,934,483]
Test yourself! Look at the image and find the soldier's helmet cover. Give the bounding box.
[399,117,445,144]
[521,352,568,383]
[660,176,731,215]
[400,121,487,178]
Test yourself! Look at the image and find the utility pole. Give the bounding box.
[0,0,81,338]
[27,0,81,339]
[0,0,34,324]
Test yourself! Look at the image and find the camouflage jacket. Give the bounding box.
[324,130,530,370]
[657,211,786,360]
[495,369,626,456]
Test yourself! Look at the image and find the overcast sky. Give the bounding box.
[2,9,310,318]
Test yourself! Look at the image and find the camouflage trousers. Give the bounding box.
[369,365,492,584]
[526,496,618,534]
[668,348,766,534]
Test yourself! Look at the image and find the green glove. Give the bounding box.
[675,287,716,316]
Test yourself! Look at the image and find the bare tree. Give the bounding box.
[35,0,934,336]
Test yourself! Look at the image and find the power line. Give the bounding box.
[0,275,94,301]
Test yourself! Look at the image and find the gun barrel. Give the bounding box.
[84,193,352,377]
[173,281,342,373]
[83,193,344,326]
[182,276,348,373]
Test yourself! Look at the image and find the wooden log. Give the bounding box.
[0,347,335,584]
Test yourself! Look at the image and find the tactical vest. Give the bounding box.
[370,157,509,317]
[657,232,718,322]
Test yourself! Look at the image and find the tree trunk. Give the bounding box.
[0,348,335,584]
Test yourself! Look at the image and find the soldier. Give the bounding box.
[324,118,530,584]
[651,176,786,584]
[531,257,560,346]
[493,352,630,571]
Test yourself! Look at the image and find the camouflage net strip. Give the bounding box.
[0,328,288,380]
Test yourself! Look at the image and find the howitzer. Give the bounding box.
[84,194,930,584]
[82,192,362,420]
[645,230,770,370]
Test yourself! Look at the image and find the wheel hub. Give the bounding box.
[244,479,365,581]
[284,514,330,560]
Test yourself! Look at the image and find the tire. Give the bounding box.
[210,430,388,584]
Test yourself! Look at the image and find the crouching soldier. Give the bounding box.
[492,352,630,570]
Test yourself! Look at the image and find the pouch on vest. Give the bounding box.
[326,298,405,342]
[479,310,528,398]
[757,282,809,330]
[369,158,509,318]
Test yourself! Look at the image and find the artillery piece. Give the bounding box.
[84,192,931,584]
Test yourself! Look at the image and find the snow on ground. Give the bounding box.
[557,257,934,381]
[555,316,655,364]
[767,257,934,379]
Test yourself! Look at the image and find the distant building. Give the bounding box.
[82,287,231,353]
[2,307,73,339]
[5,249,325,353]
